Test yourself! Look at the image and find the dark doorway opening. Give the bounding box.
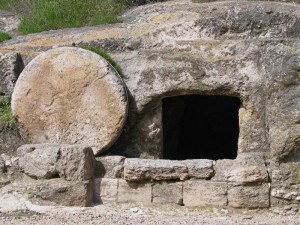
[163,95,240,160]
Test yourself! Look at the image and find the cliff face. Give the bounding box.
[0,0,300,211]
[0,1,300,161]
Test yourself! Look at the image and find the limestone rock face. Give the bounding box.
[11,47,128,155]
[1,1,300,161]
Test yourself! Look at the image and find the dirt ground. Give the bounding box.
[0,194,299,225]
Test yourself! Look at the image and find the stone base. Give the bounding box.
[183,181,228,207]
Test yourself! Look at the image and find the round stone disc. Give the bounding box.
[12,47,128,155]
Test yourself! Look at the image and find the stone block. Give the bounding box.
[36,179,94,207]
[56,145,96,181]
[18,144,96,181]
[212,153,268,183]
[124,158,188,181]
[183,180,227,207]
[184,159,214,179]
[117,179,152,204]
[95,156,125,178]
[152,182,183,205]
[3,177,94,207]
[94,178,118,203]
[18,144,60,179]
[228,183,270,208]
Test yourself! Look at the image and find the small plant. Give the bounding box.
[80,45,123,76]
[0,96,17,130]
[0,32,12,43]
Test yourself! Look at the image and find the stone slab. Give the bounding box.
[94,178,118,203]
[184,159,214,179]
[18,144,60,179]
[12,47,128,155]
[56,145,96,181]
[228,183,270,208]
[183,180,227,207]
[152,182,183,205]
[117,179,152,204]
[95,156,125,178]
[212,153,269,183]
[18,144,96,181]
[124,158,188,181]
[1,177,93,207]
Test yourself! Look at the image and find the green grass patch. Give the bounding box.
[0,0,128,34]
[0,96,17,130]
[80,45,123,76]
[0,32,12,43]
[19,0,128,34]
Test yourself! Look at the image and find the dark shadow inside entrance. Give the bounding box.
[163,95,241,160]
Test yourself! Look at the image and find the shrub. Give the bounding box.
[0,32,12,43]
[0,96,17,130]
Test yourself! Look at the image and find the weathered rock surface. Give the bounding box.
[11,47,128,155]
[0,1,299,161]
[95,156,125,178]
[18,144,96,181]
[152,182,183,205]
[117,179,152,204]
[56,145,96,181]
[94,178,118,203]
[228,183,270,208]
[184,159,214,179]
[213,153,269,183]
[18,144,60,179]
[124,158,188,181]
[0,0,300,209]
[183,181,227,207]
[0,11,20,36]
[0,176,93,207]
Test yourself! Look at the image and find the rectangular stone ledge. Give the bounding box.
[124,158,214,182]
[183,180,228,207]
[124,158,188,181]
[184,159,214,179]
[117,179,152,204]
[228,183,270,208]
[94,178,118,204]
[152,182,183,205]
[95,156,125,178]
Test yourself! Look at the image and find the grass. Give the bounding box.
[0,0,299,34]
[0,96,17,130]
[192,0,300,3]
[80,45,123,76]
[0,32,12,43]
[0,0,165,35]
[0,0,128,34]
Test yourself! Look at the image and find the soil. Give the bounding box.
[0,196,299,225]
